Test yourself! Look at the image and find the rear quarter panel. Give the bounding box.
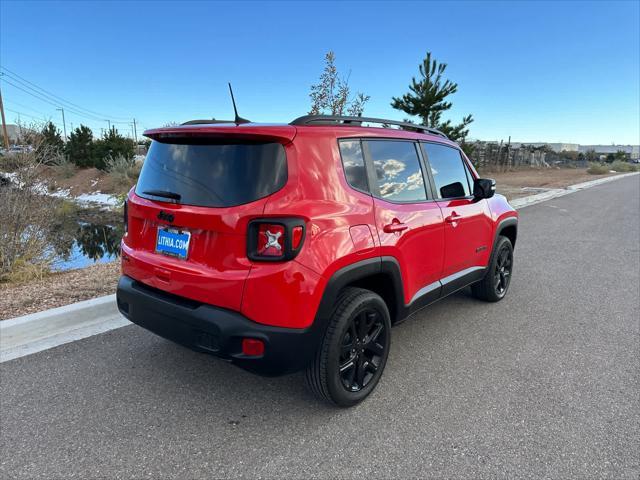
[241,129,380,328]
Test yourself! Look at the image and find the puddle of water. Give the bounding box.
[50,222,122,271]
[46,202,124,272]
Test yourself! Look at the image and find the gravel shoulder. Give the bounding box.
[0,262,119,320]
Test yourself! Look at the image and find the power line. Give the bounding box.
[1,76,108,122]
[5,99,53,117]
[5,107,64,128]
[0,66,130,121]
[1,75,134,128]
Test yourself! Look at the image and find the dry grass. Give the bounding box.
[480,167,620,200]
[0,261,120,320]
[0,149,57,282]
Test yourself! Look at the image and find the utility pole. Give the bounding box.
[106,119,111,131]
[56,107,67,141]
[132,118,137,143]
[0,87,10,149]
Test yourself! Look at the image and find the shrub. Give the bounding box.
[105,154,142,189]
[587,162,609,175]
[52,152,77,179]
[0,149,55,282]
[610,160,638,173]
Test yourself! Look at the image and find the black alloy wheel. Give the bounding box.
[494,243,513,296]
[305,287,391,407]
[338,309,387,392]
[471,235,514,302]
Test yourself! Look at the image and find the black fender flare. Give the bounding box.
[493,216,518,253]
[315,257,407,326]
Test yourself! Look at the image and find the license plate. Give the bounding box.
[156,227,191,259]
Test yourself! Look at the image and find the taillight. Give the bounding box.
[256,224,285,257]
[247,218,306,262]
[292,226,303,250]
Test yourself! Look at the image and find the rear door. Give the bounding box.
[421,142,494,283]
[123,138,288,311]
[364,139,445,306]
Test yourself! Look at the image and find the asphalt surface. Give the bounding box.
[1,175,639,479]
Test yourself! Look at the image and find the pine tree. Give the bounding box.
[94,128,135,170]
[40,121,64,153]
[66,125,96,168]
[391,52,473,143]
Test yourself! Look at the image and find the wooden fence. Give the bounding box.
[468,142,587,171]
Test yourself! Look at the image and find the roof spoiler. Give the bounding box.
[143,124,296,143]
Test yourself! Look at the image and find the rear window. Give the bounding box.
[136,140,287,207]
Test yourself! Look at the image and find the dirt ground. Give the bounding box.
[46,166,125,196]
[0,262,120,320]
[481,167,618,200]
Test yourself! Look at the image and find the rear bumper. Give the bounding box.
[116,275,321,376]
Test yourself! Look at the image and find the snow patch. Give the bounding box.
[1,171,120,208]
[75,192,120,207]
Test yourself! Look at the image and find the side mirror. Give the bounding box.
[473,178,496,200]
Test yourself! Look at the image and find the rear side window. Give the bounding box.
[422,143,471,199]
[366,140,427,202]
[136,141,287,207]
[339,140,368,192]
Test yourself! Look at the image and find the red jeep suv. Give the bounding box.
[116,115,518,406]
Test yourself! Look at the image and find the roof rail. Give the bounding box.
[290,115,448,139]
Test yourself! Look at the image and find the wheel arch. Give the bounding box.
[495,216,518,249]
[316,257,406,326]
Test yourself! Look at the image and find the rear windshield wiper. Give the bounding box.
[142,190,182,201]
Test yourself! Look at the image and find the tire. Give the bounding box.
[305,287,391,407]
[471,235,514,302]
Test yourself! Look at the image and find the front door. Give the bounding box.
[421,142,494,285]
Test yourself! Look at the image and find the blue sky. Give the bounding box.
[1,0,638,144]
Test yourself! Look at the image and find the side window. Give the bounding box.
[366,140,427,202]
[339,140,369,193]
[423,143,471,199]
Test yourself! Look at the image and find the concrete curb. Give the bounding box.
[511,172,639,209]
[1,171,637,363]
[0,294,130,363]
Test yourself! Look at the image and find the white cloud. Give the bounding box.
[381,159,406,178]
[406,171,424,190]
[380,182,406,197]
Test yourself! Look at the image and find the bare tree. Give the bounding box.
[309,51,370,116]
[0,140,57,281]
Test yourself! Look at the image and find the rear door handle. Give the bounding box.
[383,222,408,233]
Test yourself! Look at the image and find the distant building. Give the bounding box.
[480,140,639,159]
[4,124,20,143]
[579,145,639,159]
[503,142,579,152]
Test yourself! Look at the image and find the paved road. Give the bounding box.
[1,176,639,479]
